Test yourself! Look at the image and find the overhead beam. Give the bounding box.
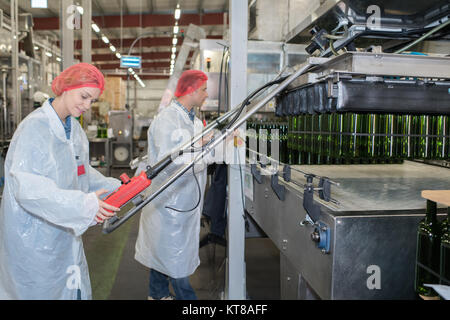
[76,51,194,61]
[107,74,170,80]
[33,12,226,30]
[69,35,222,49]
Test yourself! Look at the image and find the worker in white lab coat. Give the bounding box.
[135,70,226,300]
[0,63,121,299]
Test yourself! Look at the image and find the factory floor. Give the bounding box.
[83,168,280,300]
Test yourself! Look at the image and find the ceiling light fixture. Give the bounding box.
[174,4,181,20]
[91,23,100,33]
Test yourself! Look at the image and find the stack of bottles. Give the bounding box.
[415,204,450,299]
[286,113,450,165]
[246,113,450,165]
[246,119,289,164]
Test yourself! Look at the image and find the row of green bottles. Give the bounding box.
[286,113,450,165]
[246,119,289,164]
[415,203,450,299]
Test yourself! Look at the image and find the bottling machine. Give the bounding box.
[244,0,450,299]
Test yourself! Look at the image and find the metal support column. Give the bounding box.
[61,0,75,69]
[82,0,92,63]
[225,0,247,300]
[10,0,20,129]
[82,0,92,127]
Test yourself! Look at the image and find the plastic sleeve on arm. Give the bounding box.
[10,170,99,236]
[87,165,122,194]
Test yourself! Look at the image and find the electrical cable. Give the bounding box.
[223,76,289,131]
[394,18,450,54]
[164,165,202,213]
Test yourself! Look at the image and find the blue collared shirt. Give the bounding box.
[49,98,71,139]
[173,99,195,123]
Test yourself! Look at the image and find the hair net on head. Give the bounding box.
[52,62,105,96]
[174,70,208,97]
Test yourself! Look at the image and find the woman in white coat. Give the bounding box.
[0,63,120,299]
[135,70,222,300]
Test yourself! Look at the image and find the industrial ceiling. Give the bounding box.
[0,0,229,79]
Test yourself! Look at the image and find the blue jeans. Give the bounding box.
[149,269,197,300]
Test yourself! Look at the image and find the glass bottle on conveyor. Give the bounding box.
[415,200,441,299]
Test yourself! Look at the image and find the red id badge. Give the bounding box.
[77,164,86,176]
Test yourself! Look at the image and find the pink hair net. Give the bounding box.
[52,63,105,96]
[174,70,208,97]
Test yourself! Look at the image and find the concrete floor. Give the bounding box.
[83,168,280,300]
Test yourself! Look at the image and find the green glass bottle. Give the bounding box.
[260,120,268,165]
[353,113,370,164]
[401,115,411,160]
[348,113,356,160]
[382,114,392,163]
[411,115,419,159]
[433,116,446,160]
[271,122,279,163]
[335,113,344,164]
[304,114,312,164]
[415,200,442,298]
[374,114,383,163]
[249,120,258,162]
[328,113,337,164]
[267,121,272,159]
[392,115,402,160]
[417,115,429,159]
[341,113,352,164]
[287,117,293,164]
[256,120,261,162]
[291,116,299,164]
[367,114,376,163]
[361,113,370,164]
[278,121,283,163]
[284,121,289,164]
[312,114,321,165]
[297,115,305,164]
[441,207,450,286]
[323,113,332,164]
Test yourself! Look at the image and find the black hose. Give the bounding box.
[224,75,289,131]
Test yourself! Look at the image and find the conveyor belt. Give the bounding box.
[285,160,450,212]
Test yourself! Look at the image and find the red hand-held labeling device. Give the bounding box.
[103,171,152,211]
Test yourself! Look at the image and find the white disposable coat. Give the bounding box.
[135,101,222,278]
[0,99,121,300]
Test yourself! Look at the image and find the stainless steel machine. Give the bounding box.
[109,110,133,167]
[243,0,450,300]
[245,161,450,299]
